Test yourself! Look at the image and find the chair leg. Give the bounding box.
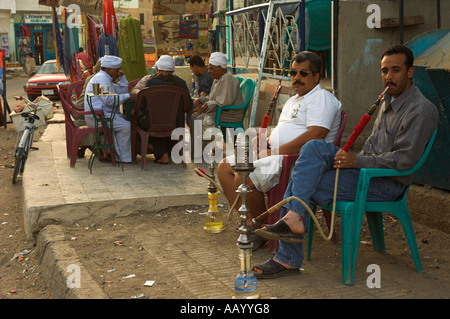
[322,209,337,244]
[366,212,385,253]
[396,208,423,273]
[340,212,354,285]
[140,133,149,170]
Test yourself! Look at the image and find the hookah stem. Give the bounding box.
[260,83,282,130]
[263,86,389,241]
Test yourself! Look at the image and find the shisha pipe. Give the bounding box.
[251,87,389,241]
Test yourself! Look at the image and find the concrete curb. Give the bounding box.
[36,224,108,299]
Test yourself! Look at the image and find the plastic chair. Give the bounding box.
[57,84,113,168]
[65,80,86,112]
[124,78,142,121]
[130,85,189,170]
[305,0,332,77]
[236,75,245,84]
[307,128,438,285]
[266,109,347,253]
[215,78,255,131]
[67,80,85,100]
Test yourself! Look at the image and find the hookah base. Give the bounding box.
[233,272,260,299]
[203,223,225,233]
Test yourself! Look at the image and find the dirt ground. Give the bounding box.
[1,119,450,299]
[0,124,50,298]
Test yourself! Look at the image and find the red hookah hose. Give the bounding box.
[342,87,388,152]
[342,113,371,152]
[260,84,282,130]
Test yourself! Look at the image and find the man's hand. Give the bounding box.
[193,98,202,109]
[198,103,208,114]
[129,92,138,101]
[334,149,357,168]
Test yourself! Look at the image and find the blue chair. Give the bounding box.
[215,78,255,131]
[307,129,438,285]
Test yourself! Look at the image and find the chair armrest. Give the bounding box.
[359,166,416,179]
[70,108,104,117]
[219,104,245,110]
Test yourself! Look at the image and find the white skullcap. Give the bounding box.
[209,52,227,69]
[155,55,175,71]
[100,55,122,68]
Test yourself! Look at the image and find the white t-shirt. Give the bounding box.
[268,83,341,148]
[226,83,342,193]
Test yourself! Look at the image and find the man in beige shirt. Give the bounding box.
[188,52,243,130]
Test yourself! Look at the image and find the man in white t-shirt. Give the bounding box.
[217,51,342,250]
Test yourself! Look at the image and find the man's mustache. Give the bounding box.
[294,80,305,86]
[386,81,396,87]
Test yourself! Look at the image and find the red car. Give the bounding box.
[24,59,70,100]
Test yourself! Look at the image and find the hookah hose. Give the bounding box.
[264,86,389,241]
[260,83,282,130]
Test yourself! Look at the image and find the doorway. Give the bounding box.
[33,32,44,65]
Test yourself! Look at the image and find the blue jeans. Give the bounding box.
[275,140,407,268]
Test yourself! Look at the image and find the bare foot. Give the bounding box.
[156,153,170,164]
[260,210,305,235]
[282,210,305,235]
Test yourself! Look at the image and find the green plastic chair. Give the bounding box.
[215,78,255,131]
[236,75,245,84]
[305,0,332,77]
[307,128,438,285]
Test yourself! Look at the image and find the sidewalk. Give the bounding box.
[24,121,450,299]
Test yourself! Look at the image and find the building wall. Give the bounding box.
[336,0,450,144]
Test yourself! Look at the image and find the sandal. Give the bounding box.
[248,232,268,252]
[252,259,300,279]
[255,220,303,243]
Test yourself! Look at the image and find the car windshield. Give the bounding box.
[36,62,65,75]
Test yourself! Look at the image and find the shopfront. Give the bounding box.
[14,14,61,65]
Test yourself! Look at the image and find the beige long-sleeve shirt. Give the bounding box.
[200,72,244,123]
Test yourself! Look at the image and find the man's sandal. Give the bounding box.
[255,220,303,243]
[252,259,300,279]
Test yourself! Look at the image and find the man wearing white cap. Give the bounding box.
[136,55,193,164]
[84,55,137,163]
[188,52,243,158]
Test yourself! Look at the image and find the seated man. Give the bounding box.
[137,55,193,164]
[217,51,342,250]
[188,54,214,97]
[187,54,214,125]
[253,45,439,278]
[189,52,243,159]
[84,55,137,163]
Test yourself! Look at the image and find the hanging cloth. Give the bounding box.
[52,7,65,73]
[102,0,118,38]
[63,9,82,82]
[117,16,147,81]
[85,14,99,66]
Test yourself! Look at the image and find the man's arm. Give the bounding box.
[260,126,329,158]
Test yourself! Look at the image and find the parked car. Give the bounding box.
[24,60,70,100]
